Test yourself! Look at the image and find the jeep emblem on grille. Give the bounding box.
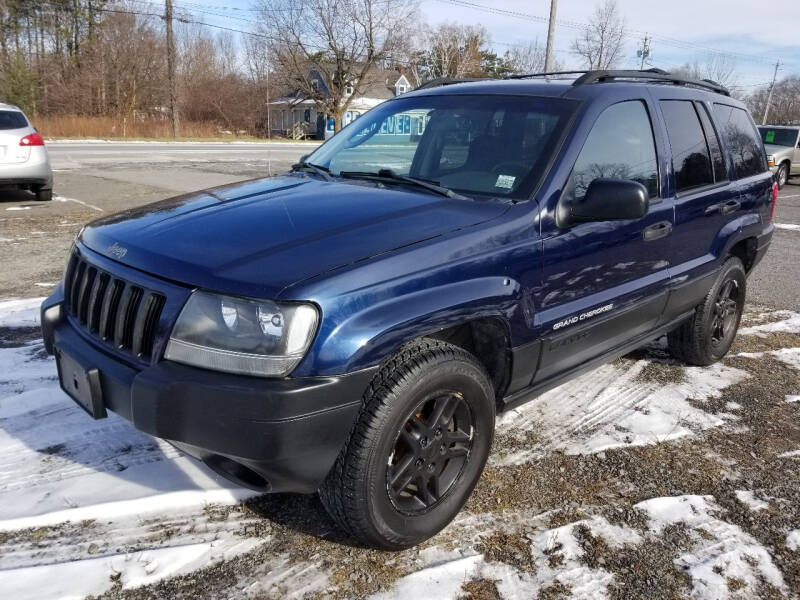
[107,242,128,259]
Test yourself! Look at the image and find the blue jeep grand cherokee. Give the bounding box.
[42,69,776,549]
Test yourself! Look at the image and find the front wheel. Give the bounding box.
[319,339,495,550]
[668,257,746,366]
[776,163,789,188]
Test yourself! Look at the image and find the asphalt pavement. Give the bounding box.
[0,140,798,309]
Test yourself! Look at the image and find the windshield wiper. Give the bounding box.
[291,160,332,181]
[339,168,468,199]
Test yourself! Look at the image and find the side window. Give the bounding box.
[713,104,767,179]
[696,103,728,183]
[567,100,659,205]
[660,100,713,193]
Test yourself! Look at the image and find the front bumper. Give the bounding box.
[41,298,376,493]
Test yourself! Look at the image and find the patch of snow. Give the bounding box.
[636,495,785,599]
[5,206,31,211]
[734,490,769,511]
[739,310,800,336]
[495,359,748,464]
[370,554,483,600]
[34,282,57,288]
[786,395,800,403]
[0,538,263,600]
[737,347,800,371]
[725,402,742,411]
[787,529,800,551]
[0,297,45,328]
[778,450,800,459]
[774,223,800,231]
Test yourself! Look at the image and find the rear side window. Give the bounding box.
[713,104,767,179]
[696,103,728,183]
[567,100,659,203]
[660,100,714,193]
[0,110,28,130]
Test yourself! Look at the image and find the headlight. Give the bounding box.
[164,291,319,377]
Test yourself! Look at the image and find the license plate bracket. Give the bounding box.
[55,347,107,420]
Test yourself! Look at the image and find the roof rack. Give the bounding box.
[416,77,486,90]
[508,68,730,96]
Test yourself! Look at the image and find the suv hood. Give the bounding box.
[764,144,794,158]
[80,175,509,298]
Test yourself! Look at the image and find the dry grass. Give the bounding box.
[31,114,259,141]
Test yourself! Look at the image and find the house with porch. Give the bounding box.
[268,67,412,139]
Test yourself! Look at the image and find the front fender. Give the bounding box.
[304,277,520,376]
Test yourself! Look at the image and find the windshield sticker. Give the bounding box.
[765,130,775,143]
[495,174,516,189]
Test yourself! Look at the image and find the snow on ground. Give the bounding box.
[494,353,748,466]
[774,223,800,231]
[0,303,260,598]
[0,302,798,599]
[738,309,800,336]
[0,297,44,327]
[636,495,786,599]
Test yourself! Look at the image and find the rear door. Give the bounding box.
[534,98,672,383]
[656,97,736,318]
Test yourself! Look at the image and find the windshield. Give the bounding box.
[758,127,799,147]
[307,94,577,200]
[0,110,28,130]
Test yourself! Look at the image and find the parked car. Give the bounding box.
[0,103,53,201]
[42,70,775,549]
[758,125,799,188]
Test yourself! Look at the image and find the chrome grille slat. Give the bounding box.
[64,252,167,364]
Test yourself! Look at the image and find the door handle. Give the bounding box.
[706,199,741,215]
[643,221,672,241]
[720,199,741,215]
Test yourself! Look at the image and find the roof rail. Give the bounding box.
[506,68,729,96]
[416,77,485,90]
[571,69,730,96]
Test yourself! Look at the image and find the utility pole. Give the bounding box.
[544,0,558,72]
[762,60,780,125]
[165,0,179,138]
[637,34,651,70]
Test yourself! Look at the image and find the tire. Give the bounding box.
[319,338,495,550]
[35,186,52,201]
[776,163,788,188]
[667,257,746,366]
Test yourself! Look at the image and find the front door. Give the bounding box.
[534,99,673,383]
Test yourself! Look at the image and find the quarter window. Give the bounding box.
[696,103,728,183]
[660,100,714,193]
[566,100,659,204]
[713,104,767,179]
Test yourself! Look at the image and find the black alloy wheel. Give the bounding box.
[386,391,474,514]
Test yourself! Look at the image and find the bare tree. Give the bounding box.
[255,0,418,132]
[671,54,738,88]
[504,39,560,75]
[747,76,800,125]
[411,23,487,82]
[572,0,626,70]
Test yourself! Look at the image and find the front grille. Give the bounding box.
[64,253,166,362]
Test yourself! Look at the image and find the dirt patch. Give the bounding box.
[633,358,688,385]
[0,326,41,348]
[476,529,537,574]
[537,581,572,600]
[459,577,502,600]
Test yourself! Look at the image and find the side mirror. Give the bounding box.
[570,178,649,223]
[298,153,310,163]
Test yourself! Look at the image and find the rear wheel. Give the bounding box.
[35,186,52,201]
[776,163,789,188]
[319,338,495,549]
[667,257,746,366]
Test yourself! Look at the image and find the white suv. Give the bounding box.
[0,103,53,201]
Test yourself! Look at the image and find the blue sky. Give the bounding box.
[172,0,799,95]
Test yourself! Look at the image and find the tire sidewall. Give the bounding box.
[698,259,746,362]
[363,358,494,547]
[777,164,788,188]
